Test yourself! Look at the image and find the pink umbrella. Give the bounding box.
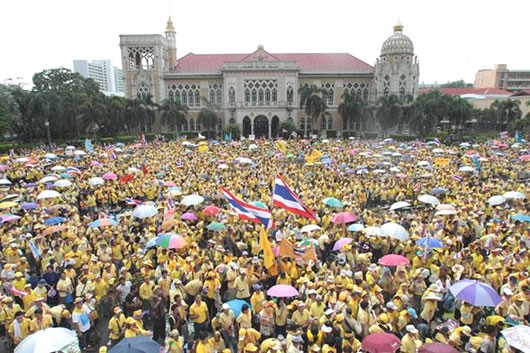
[331,212,358,224]
[90,161,101,167]
[102,172,118,180]
[419,343,459,353]
[520,155,530,161]
[0,165,9,172]
[164,181,176,187]
[203,205,221,216]
[267,284,299,298]
[378,254,410,266]
[333,237,354,251]
[181,212,198,221]
[362,332,401,353]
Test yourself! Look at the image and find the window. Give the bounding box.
[287,87,294,104]
[258,89,264,105]
[229,87,236,104]
[322,83,335,106]
[127,47,155,70]
[251,89,257,105]
[272,88,277,102]
[166,83,201,107]
[195,90,200,106]
[189,118,195,131]
[327,116,333,130]
[244,80,278,106]
[245,89,250,104]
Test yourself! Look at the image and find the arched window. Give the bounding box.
[189,118,195,131]
[287,87,294,104]
[300,117,305,130]
[194,90,200,106]
[216,89,222,105]
[327,116,333,130]
[175,91,180,104]
[181,119,188,131]
[265,89,271,104]
[251,89,257,105]
[244,89,250,104]
[209,89,216,103]
[181,91,188,106]
[320,117,327,131]
[229,87,236,104]
[272,88,277,102]
[258,89,264,105]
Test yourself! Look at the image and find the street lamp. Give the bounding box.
[44,120,52,147]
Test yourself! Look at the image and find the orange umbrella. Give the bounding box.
[42,225,65,236]
[160,218,179,231]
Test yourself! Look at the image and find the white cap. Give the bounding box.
[503,287,513,296]
[222,303,230,310]
[325,308,334,315]
[386,302,398,310]
[321,324,332,333]
[406,325,418,334]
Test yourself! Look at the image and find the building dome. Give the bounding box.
[381,22,414,56]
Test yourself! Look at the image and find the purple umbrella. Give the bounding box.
[0,165,9,172]
[266,284,299,298]
[0,214,21,223]
[449,279,502,307]
[181,212,198,221]
[21,202,38,210]
[333,237,354,251]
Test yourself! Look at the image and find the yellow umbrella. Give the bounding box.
[0,201,18,209]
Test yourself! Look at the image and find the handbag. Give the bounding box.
[64,293,73,304]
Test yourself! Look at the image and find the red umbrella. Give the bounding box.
[418,343,459,353]
[203,205,221,216]
[331,211,358,224]
[361,332,401,353]
[378,254,410,266]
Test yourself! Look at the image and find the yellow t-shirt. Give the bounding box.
[189,301,208,324]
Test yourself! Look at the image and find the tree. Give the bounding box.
[160,98,188,133]
[10,86,41,143]
[490,99,522,131]
[376,94,402,136]
[126,95,158,133]
[447,95,472,136]
[197,97,219,132]
[440,80,473,88]
[0,84,17,136]
[223,123,241,140]
[338,90,366,131]
[279,119,297,138]
[298,84,327,137]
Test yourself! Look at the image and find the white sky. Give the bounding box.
[1,0,528,87]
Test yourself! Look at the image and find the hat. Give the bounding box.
[74,297,83,304]
[99,347,107,353]
[513,294,525,302]
[407,308,418,319]
[321,324,332,333]
[15,272,23,277]
[310,345,321,352]
[222,303,230,310]
[4,297,13,303]
[424,293,442,301]
[38,279,47,286]
[324,308,334,316]
[62,310,71,318]
[502,287,513,296]
[292,335,304,343]
[335,314,344,323]
[452,264,464,274]
[133,310,143,317]
[367,263,378,271]
[406,325,418,334]
[316,294,323,301]
[296,302,305,307]
[308,289,317,295]
[239,328,247,340]
[428,284,441,292]
[244,343,258,352]
[113,307,123,314]
[386,302,397,311]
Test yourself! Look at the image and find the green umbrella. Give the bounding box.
[286,153,295,158]
[251,201,268,209]
[322,197,344,208]
[207,221,226,231]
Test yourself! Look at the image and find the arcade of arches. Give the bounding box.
[242,115,280,139]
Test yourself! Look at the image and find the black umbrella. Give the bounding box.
[109,336,161,353]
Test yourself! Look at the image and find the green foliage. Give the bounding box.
[376,94,402,134]
[223,123,241,140]
[279,119,297,136]
[326,130,337,138]
[490,99,522,131]
[298,84,327,135]
[440,80,473,88]
[160,98,188,132]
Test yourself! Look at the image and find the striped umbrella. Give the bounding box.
[155,234,188,249]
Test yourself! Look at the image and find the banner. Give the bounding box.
[279,238,317,261]
[434,157,449,166]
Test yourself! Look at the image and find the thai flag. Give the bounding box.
[290,131,298,139]
[220,186,273,229]
[167,194,175,210]
[105,144,116,150]
[453,175,463,182]
[413,183,421,193]
[272,174,316,220]
[433,138,441,146]
[8,284,28,297]
[140,133,147,147]
[111,151,117,160]
[125,197,142,206]
[66,167,81,175]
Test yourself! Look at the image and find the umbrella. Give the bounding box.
[39,176,58,184]
[501,325,530,353]
[301,224,321,233]
[88,177,104,186]
[207,221,226,231]
[331,211,358,224]
[181,212,198,221]
[487,195,506,206]
[416,237,444,248]
[160,218,179,231]
[89,218,118,227]
[0,179,12,185]
[431,187,448,195]
[14,327,78,353]
[0,201,18,209]
[390,201,411,211]
[181,194,204,206]
[60,173,72,178]
[364,226,382,236]
[73,150,86,156]
[449,279,502,307]
[44,153,57,159]
[512,213,530,222]
[156,234,188,249]
[418,194,440,205]
[378,254,410,266]
[361,332,401,353]
[43,217,66,225]
[236,157,253,164]
[203,205,221,216]
[20,202,38,210]
[225,299,252,318]
[333,237,353,251]
[503,191,526,199]
[37,190,62,200]
[347,223,365,232]
[380,222,409,241]
[0,194,19,202]
[250,201,268,209]
[322,197,344,208]
[435,209,457,216]
[418,343,460,353]
[267,284,299,298]
[102,172,118,180]
[42,225,65,236]
[132,204,158,219]
[0,214,21,223]
[436,204,456,212]
[459,142,471,148]
[53,179,72,188]
[109,336,162,353]
[458,166,475,172]
[0,164,8,172]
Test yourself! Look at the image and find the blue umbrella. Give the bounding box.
[431,187,448,195]
[416,237,444,248]
[20,202,38,210]
[116,142,125,147]
[225,299,251,318]
[512,213,530,222]
[60,173,72,179]
[109,336,161,353]
[43,217,67,225]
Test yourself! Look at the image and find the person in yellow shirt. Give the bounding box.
[123,317,150,338]
[195,332,213,353]
[30,308,53,332]
[250,285,266,317]
[9,311,32,345]
[166,329,184,353]
[291,302,310,329]
[309,294,326,319]
[139,277,155,308]
[189,295,209,339]
[108,307,126,345]
[13,272,27,292]
[93,275,109,301]
[401,325,419,353]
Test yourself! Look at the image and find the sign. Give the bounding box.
[434,157,449,166]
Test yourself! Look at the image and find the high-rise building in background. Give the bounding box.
[474,64,530,92]
[73,60,124,96]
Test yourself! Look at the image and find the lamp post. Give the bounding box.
[44,120,52,147]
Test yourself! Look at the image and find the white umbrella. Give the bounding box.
[301,224,321,233]
[459,142,471,148]
[181,194,204,206]
[44,153,57,159]
[14,327,78,353]
[417,161,430,167]
[128,167,140,173]
[418,194,440,205]
[459,166,475,172]
[249,144,258,150]
[432,148,444,154]
[39,176,58,184]
[501,325,530,353]
[436,204,456,212]
[435,209,457,216]
[218,164,229,170]
[53,180,72,188]
[132,204,158,218]
[381,222,409,241]
[390,201,411,211]
[389,167,401,173]
[487,195,506,206]
[373,169,386,174]
[503,191,526,200]
[51,165,66,171]
[0,179,12,185]
[88,177,104,186]
[15,157,29,163]
[364,226,382,237]
[236,157,253,164]
[391,152,402,157]
[37,190,62,200]
[182,141,193,146]
[73,150,86,156]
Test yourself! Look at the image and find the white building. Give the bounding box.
[73,60,124,95]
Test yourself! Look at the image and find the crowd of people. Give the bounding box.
[0,136,528,353]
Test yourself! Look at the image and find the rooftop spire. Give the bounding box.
[393,20,403,33]
[166,16,175,32]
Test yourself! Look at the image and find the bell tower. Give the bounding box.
[165,17,178,69]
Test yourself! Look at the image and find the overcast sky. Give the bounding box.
[1,0,528,87]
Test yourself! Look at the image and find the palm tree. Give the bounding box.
[298,84,327,137]
[338,90,363,131]
[376,94,401,137]
[197,96,220,134]
[159,97,188,134]
[125,95,158,134]
[490,99,522,131]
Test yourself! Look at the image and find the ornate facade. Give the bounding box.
[119,18,419,138]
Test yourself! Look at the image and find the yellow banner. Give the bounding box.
[434,157,449,166]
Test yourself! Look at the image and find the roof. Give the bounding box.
[510,90,530,97]
[418,87,512,96]
[171,50,374,74]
